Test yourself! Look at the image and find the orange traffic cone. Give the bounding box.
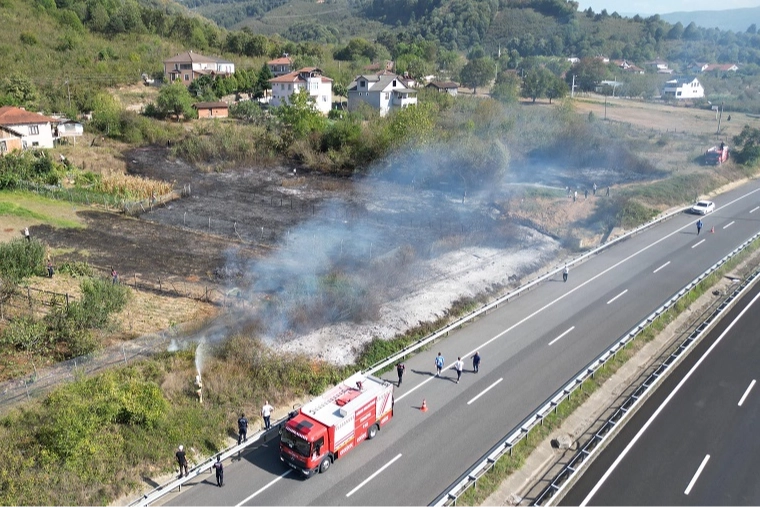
[420,399,428,412]
[711,226,715,233]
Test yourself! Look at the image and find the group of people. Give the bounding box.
[395,351,482,387]
[567,184,611,202]
[175,401,276,488]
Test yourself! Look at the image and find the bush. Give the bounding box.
[0,238,45,283]
[57,261,94,278]
[68,278,129,330]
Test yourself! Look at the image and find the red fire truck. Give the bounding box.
[279,372,394,477]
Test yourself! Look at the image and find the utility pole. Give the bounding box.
[65,79,71,110]
[716,101,724,134]
[571,75,576,98]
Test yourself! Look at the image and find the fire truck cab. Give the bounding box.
[280,372,394,477]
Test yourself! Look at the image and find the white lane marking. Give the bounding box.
[738,379,756,407]
[606,289,628,305]
[467,378,503,405]
[399,188,760,403]
[692,239,706,249]
[580,288,760,506]
[548,326,575,346]
[653,261,670,273]
[684,454,710,495]
[346,453,402,497]
[235,469,291,506]
[724,221,735,229]
[751,206,759,213]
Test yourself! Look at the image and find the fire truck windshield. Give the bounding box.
[281,429,311,457]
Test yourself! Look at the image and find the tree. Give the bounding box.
[156,82,195,121]
[568,58,609,92]
[521,68,551,102]
[733,125,760,164]
[667,22,684,40]
[459,57,495,94]
[491,71,521,103]
[1,74,39,109]
[273,89,326,138]
[747,24,757,35]
[255,63,274,98]
[546,74,569,104]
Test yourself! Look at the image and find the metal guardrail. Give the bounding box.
[430,230,760,507]
[127,204,690,506]
[364,205,692,377]
[129,419,291,507]
[533,254,760,506]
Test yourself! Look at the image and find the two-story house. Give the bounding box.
[269,67,333,115]
[663,76,705,100]
[268,56,295,77]
[163,51,235,85]
[347,73,417,116]
[0,106,58,153]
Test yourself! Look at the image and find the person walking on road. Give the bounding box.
[212,456,224,487]
[697,219,703,235]
[396,362,405,386]
[472,351,481,373]
[563,265,569,283]
[261,401,274,430]
[435,352,445,377]
[237,413,248,444]
[454,357,464,384]
[176,445,188,478]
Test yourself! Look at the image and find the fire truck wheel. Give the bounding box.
[319,457,331,474]
[367,424,379,440]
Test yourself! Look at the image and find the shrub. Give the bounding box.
[57,261,94,278]
[0,238,45,283]
[68,278,129,330]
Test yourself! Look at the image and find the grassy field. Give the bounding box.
[0,192,84,243]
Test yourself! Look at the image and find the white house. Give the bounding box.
[663,76,705,100]
[163,51,235,85]
[0,106,58,151]
[347,73,417,117]
[269,67,333,115]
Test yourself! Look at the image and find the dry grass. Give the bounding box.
[111,289,219,338]
[54,134,131,175]
[96,173,174,200]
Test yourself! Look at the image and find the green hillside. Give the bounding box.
[0,0,230,114]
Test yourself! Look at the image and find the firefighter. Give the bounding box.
[212,456,224,487]
[396,362,405,386]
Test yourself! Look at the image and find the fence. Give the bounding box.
[0,286,73,320]
[0,330,176,411]
[430,230,760,506]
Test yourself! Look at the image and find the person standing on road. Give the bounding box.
[435,352,445,377]
[563,265,569,283]
[454,357,464,384]
[697,219,703,235]
[212,456,224,487]
[176,445,188,478]
[472,351,481,373]
[396,362,405,386]
[261,401,274,430]
[237,413,248,444]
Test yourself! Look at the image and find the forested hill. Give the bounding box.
[661,6,760,34]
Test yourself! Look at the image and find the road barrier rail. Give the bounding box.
[431,230,760,507]
[129,205,691,506]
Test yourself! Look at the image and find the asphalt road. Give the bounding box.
[165,180,760,506]
[561,272,760,506]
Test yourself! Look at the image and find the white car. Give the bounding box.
[691,200,715,215]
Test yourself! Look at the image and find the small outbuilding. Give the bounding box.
[193,101,229,119]
[426,81,459,97]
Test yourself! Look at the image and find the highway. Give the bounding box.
[164,179,760,506]
[562,274,760,506]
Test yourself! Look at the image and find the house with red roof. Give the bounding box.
[0,106,58,153]
[269,67,333,115]
[163,51,235,85]
[268,56,295,77]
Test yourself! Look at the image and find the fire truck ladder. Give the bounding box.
[308,383,357,414]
